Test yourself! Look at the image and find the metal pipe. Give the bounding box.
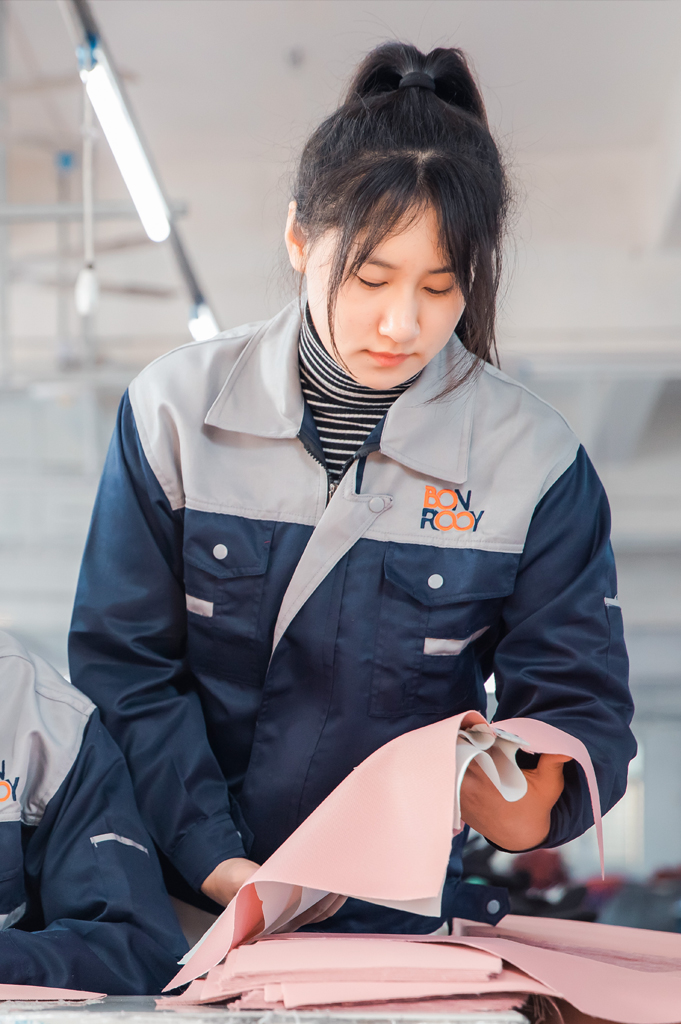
[58,0,219,331]
[0,0,9,382]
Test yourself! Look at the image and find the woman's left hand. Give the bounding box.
[460,753,572,851]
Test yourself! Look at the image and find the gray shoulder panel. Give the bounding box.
[128,323,261,511]
[0,632,95,826]
[479,364,580,500]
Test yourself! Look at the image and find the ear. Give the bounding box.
[285,201,306,273]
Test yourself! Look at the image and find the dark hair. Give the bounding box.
[292,42,511,393]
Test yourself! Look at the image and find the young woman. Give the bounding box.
[69,43,635,934]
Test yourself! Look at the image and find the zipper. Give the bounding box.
[299,433,380,505]
[298,430,335,504]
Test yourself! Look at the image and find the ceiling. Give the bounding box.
[9,0,681,164]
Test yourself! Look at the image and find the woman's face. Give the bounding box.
[285,204,466,389]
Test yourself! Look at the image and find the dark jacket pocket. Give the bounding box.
[183,511,275,686]
[370,544,520,717]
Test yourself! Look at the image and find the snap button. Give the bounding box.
[368,496,385,513]
[212,544,228,560]
[427,573,444,589]
[486,899,501,915]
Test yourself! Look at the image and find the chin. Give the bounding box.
[353,359,418,390]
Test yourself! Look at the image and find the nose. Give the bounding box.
[377,292,420,348]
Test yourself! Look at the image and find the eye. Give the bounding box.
[425,285,455,296]
[357,276,385,289]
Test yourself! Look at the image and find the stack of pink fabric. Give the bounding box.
[163,921,681,1022]
[166,931,556,1013]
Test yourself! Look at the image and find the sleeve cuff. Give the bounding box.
[169,814,247,892]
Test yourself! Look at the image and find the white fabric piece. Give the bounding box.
[454,724,529,816]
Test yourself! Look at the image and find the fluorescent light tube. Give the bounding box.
[82,56,170,242]
[188,303,220,341]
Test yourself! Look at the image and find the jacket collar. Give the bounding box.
[205,302,305,439]
[205,301,477,485]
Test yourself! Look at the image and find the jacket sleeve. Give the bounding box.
[491,445,636,848]
[69,392,246,892]
[1,712,188,994]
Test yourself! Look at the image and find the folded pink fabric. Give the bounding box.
[168,711,603,990]
[0,984,104,1001]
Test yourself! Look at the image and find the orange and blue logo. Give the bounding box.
[420,486,484,533]
[0,761,19,803]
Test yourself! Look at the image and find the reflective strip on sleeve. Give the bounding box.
[90,832,149,855]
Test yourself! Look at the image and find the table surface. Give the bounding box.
[0,996,529,1024]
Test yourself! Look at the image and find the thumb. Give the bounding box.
[538,753,572,769]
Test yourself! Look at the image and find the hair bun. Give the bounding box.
[347,42,487,124]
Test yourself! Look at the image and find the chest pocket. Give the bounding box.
[183,511,275,686]
[369,544,520,717]
[0,821,26,929]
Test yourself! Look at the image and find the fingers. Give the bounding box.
[276,892,346,932]
[311,894,348,923]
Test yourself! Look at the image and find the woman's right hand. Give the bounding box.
[200,857,260,907]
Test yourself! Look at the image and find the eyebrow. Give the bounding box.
[365,259,454,275]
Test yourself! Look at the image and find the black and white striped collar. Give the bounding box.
[205,301,478,486]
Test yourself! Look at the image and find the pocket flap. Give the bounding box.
[184,511,275,580]
[383,544,520,606]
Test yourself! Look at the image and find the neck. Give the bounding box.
[298,307,419,481]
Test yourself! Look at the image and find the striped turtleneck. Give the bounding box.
[299,308,419,483]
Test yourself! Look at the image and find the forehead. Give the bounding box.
[364,207,449,269]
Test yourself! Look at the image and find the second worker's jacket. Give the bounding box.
[0,631,187,992]
[69,301,636,933]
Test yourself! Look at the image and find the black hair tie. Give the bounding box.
[398,71,436,92]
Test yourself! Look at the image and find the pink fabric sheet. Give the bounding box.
[168,711,603,990]
[0,984,104,1001]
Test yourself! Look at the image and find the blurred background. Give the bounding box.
[0,0,679,925]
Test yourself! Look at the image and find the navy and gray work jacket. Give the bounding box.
[69,301,636,933]
[0,632,187,992]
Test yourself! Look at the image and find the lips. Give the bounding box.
[367,351,411,367]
